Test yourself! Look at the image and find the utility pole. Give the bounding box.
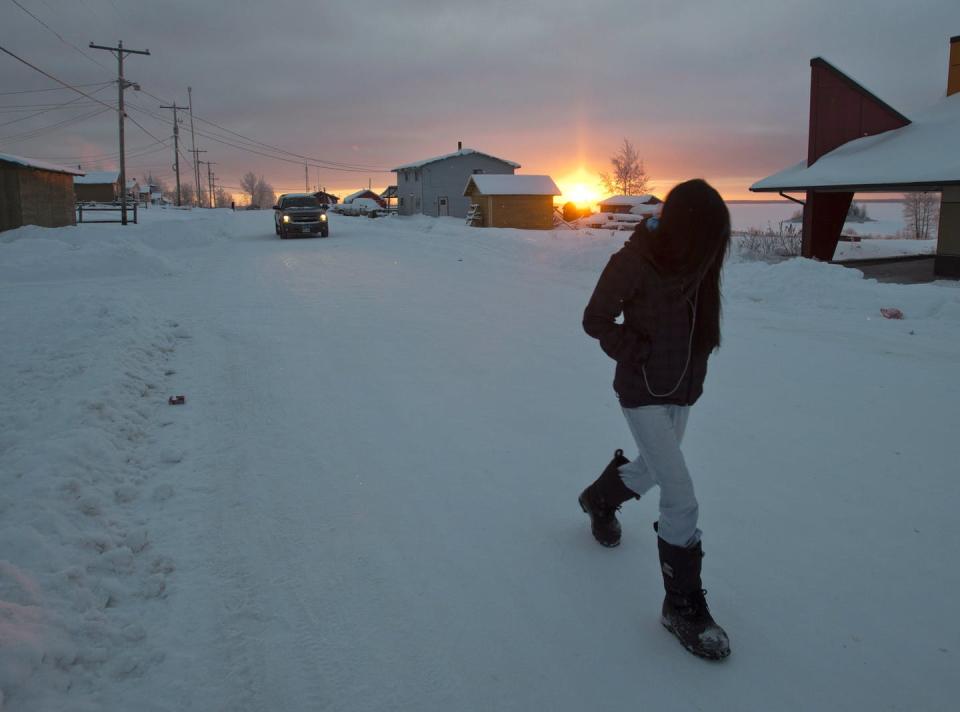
[159,102,187,206]
[89,40,150,225]
[206,161,216,208]
[187,87,203,207]
[190,148,207,205]
[196,160,207,206]
[305,159,309,193]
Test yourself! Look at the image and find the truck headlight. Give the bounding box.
[320,213,327,221]
[282,214,290,223]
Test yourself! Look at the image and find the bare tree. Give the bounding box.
[255,178,276,209]
[902,192,940,240]
[214,186,232,208]
[240,171,260,205]
[599,138,650,196]
[240,172,276,208]
[179,182,196,206]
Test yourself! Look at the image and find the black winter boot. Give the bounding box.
[657,535,731,660]
[578,449,639,547]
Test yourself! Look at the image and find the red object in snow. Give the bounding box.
[168,395,186,405]
[880,308,904,320]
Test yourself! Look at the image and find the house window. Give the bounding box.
[399,197,405,207]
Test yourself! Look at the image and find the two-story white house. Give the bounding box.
[392,144,519,219]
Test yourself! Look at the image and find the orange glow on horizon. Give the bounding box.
[555,168,606,210]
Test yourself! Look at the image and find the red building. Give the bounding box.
[342,189,386,209]
[752,37,960,277]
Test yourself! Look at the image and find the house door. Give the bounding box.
[438,196,449,217]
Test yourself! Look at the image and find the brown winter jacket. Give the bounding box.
[583,224,709,408]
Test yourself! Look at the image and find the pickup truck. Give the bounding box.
[273,193,329,238]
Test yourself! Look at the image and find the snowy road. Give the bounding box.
[151,216,655,711]
[2,210,958,711]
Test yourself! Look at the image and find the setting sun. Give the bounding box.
[556,169,606,210]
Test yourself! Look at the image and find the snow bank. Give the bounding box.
[0,293,184,709]
[0,209,231,708]
[0,209,238,284]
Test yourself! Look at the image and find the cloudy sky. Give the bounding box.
[1,0,957,201]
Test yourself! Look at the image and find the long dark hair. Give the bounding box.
[646,179,731,354]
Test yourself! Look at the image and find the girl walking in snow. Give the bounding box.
[579,178,732,660]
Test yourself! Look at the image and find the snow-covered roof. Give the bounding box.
[0,151,83,176]
[464,174,560,196]
[126,179,138,189]
[752,93,960,192]
[392,148,521,171]
[598,194,660,206]
[74,170,120,185]
[343,189,377,202]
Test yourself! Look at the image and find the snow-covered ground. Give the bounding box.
[1,209,958,711]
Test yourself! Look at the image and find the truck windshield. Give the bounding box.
[283,197,320,208]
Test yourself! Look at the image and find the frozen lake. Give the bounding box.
[727,201,906,238]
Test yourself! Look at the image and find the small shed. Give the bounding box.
[597,194,662,215]
[74,170,121,203]
[0,152,81,232]
[380,185,398,210]
[463,174,561,229]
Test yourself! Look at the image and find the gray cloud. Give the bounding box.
[1,0,957,196]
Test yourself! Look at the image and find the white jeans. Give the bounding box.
[617,405,702,548]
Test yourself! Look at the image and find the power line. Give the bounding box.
[136,87,389,172]
[0,106,111,145]
[0,44,119,111]
[0,103,99,111]
[0,83,111,128]
[0,81,112,96]
[127,102,386,174]
[192,112,389,171]
[7,0,110,71]
[23,137,168,162]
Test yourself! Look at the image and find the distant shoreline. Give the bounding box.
[725,198,904,205]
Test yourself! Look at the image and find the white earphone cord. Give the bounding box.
[641,287,699,398]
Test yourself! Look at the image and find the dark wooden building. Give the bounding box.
[313,190,340,205]
[74,170,121,203]
[1,152,81,232]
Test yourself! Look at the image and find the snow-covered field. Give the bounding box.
[1,209,958,711]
